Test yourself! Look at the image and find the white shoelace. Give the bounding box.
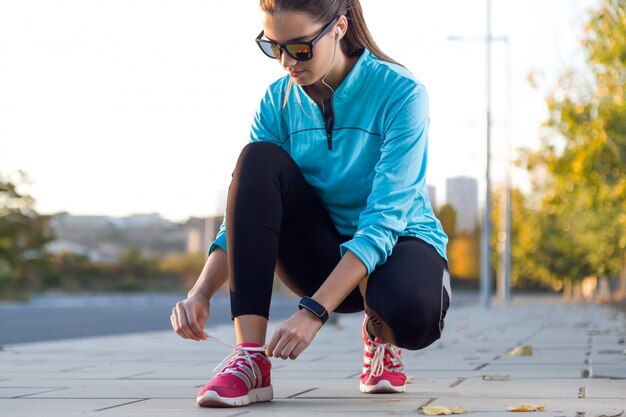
[364,339,404,384]
[204,335,268,390]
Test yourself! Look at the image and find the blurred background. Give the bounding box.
[0,0,625,341]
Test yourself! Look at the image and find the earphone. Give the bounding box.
[290,25,342,121]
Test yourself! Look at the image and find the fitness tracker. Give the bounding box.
[298,296,329,325]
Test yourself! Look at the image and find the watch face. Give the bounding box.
[300,297,326,318]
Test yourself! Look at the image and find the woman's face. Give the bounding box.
[261,11,342,87]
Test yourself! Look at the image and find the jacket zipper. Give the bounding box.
[321,97,335,150]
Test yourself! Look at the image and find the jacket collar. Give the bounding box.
[295,48,371,102]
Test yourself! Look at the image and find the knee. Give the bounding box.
[384,294,446,350]
[238,142,283,167]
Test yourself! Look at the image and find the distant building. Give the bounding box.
[109,213,175,229]
[50,213,112,230]
[446,176,478,233]
[47,212,187,261]
[427,184,437,211]
[46,212,229,260]
[45,240,119,263]
[185,216,224,255]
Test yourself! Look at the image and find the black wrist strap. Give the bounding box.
[298,296,329,325]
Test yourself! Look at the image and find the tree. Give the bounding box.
[0,171,54,299]
[521,0,626,295]
[436,204,457,241]
[447,231,480,280]
[160,252,207,289]
[490,185,548,289]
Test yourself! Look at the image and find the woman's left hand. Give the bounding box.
[266,309,323,360]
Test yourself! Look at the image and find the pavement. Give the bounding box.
[1,295,625,417]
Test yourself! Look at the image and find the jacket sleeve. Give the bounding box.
[207,215,227,256]
[251,82,288,146]
[207,84,287,256]
[339,83,430,275]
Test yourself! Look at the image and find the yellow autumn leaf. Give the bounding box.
[507,346,533,356]
[422,405,466,415]
[507,404,545,412]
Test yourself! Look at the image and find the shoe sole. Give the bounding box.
[359,380,405,393]
[197,386,273,407]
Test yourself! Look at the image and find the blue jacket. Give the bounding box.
[209,49,448,275]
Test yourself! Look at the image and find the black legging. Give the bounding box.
[226,141,450,350]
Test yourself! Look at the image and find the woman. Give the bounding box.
[171,0,451,408]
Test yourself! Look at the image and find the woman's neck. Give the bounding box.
[305,52,358,102]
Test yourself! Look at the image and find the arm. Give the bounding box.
[339,83,430,275]
[310,250,367,314]
[187,247,229,300]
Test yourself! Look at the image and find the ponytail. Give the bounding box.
[341,0,402,66]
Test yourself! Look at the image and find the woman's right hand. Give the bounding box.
[170,293,210,341]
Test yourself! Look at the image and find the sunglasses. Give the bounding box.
[255,16,339,62]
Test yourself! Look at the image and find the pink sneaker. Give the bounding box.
[360,315,406,393]
[197,343,273,407]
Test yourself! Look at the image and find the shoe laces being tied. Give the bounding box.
[207,335,267,390]
[365,337,404,384]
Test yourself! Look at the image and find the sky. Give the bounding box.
[0,0,599,222]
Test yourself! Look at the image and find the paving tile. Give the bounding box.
[96,397,429,414]
[427,397,626,414]
[0,387,67,398]
[450,377,592,399]
[2,298,626,417]
[591,364,626,379]
[0,398,143,412]
[479,363,589,379]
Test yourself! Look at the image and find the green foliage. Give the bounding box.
[436,204,457,241]
[159,252,206,289]
[0,171,54,300]
[519,0,626,287]
[448,231,480,280]
[45,248,185,293]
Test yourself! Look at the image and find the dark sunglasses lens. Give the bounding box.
[258,41,280,59]
[285,43,312,61]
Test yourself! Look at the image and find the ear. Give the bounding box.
[336,15,348,39]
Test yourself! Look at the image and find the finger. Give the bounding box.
[170,309,188,339]
[279,338,300,360]
[174,305,195,340]
[273,327,298,359]
[184,305,207,340]
[169,311,178,333]
[289,340,308,360]
[271,332,289,358]
[180,307,203,341]
[266,328,282,357]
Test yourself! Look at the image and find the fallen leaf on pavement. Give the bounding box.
[483,374,511,381]
[422,406,465,415]
[507,346,533,356]
[507,404,545,412]
[406,375,414,384]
